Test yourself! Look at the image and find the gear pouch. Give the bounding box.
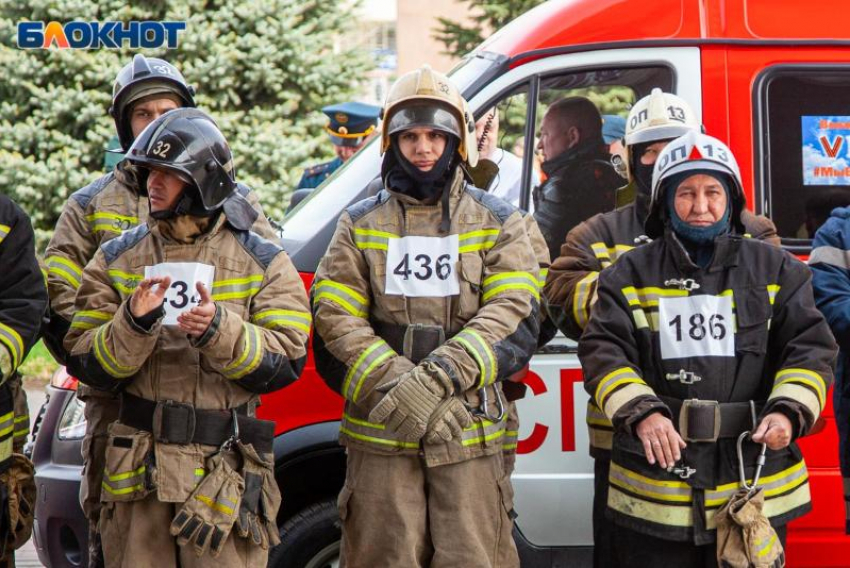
[101,424,154,503]
[154,442,206,503]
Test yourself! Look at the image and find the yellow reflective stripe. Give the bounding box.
[453,329,497,387]
[482,271,539,301]
[609,463,692,502]
[93,325,136,378]
[621,286,689,308]
[344,340,396,403]
[459,229,500,241]
[314,280,369,318]
[353,229,398,239]
[211,275,264,301]
[0,225,9,241]
[0,411,14,438]
[537,267,549,288]
[101,482,145,495]
[706,461,808,506]
[46,256,83,289]
[462,429,504,446]
[0,324,23,371]
[251,309,312,334]
[608,486,693,527]
[767,284,781,305]
[195,493,235,516]
[70,310,112,330]
[757,533,777,558]
[104,465,145,483]
[224,324,263,379]
[108,269,142,295]
[459,242,497,253]
[573,272,599,329]
[774,368,827,409]
[343,412,386,430]
[339,426,420,449]
[594,367,642,409]
[86,212,138,224]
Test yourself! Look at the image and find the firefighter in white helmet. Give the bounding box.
[579,130,834,566]
[543,89,779,567]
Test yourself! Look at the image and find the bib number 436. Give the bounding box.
[385,235,459,297]
[393,253,452,281]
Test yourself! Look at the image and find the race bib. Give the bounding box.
[144,262,215,325]
[385,235,459,297]
[657,294,734,359]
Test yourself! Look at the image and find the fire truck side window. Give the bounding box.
[474,84,532,208]
[530,66,674,258]
[758,67,850,243]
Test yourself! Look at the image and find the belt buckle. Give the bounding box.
[152,400,197,444]
[678,399,720,443]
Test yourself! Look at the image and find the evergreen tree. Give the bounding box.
[434,0,545,59]
[0,0,370,247]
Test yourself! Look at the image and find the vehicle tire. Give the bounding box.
[268,499,341,568]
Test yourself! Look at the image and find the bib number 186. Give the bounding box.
[667,313,726,342]
[657,294,734,359]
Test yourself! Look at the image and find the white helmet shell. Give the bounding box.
[625,88,700,146]
[645,131,745,237]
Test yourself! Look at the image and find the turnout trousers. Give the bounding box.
[339,448,518,568]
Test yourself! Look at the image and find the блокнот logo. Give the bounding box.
[17,21,186,49]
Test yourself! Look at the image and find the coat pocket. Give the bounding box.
[734,287,771,354]
[101,424,154,503]
[458,253,484,317]
[154,442,206,503]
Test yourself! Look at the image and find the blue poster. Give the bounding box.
[802,115,850,185]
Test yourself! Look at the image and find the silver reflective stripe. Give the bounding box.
[461,416,506,447]
[224,324,263,379]
[809,245,850,269]
[342,340,395,402]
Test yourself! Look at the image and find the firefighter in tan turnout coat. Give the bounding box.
[312,66,540,568]
[43,54,275,567]
[64,108,310,567]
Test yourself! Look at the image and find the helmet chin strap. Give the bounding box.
[149,188,211,220]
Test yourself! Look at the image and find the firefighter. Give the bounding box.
[543,88,780,567]
[63,108,309,567]
[43,54,276,567]
[0,196,47,564]
[810,201,850,535]
[579,130,836,565]
[312,65,539,568]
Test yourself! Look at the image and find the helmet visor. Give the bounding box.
[387,102,461,139]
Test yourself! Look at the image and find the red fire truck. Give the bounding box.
[32,1,850,566]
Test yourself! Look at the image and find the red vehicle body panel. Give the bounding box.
[261,1,850,564]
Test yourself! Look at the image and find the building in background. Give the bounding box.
[343,0,469,105]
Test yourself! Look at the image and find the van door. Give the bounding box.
[466,46,702,551]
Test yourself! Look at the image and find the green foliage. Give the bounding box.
[434,0,546,58]
[0,0,371,248]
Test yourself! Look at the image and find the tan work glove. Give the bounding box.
[368,362,453,441]
[235,441,281,550]
[715,487,785,568]
[425,398,473,444]
[171,453,244,557]
[2,454,35,552]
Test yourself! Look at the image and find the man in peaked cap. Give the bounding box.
[288,102,381,210]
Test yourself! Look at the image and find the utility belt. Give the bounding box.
[661,396,764,444]
[118,392,274,454]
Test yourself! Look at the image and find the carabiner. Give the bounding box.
[472,386,506,422]
[737,430,768,495]
[217,408,242,454]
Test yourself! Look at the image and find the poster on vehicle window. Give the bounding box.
[802,115,850,185]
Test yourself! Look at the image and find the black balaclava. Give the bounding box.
[383,134,459,202]
[631,141,662,197]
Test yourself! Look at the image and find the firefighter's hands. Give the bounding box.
[370,367,448,441]
[425,397,473,443]
[636,412,687,469]
[178,282,216,338]
[752,412,793,450]
[130,276,171,318]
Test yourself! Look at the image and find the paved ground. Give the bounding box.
[18,386,48,567]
